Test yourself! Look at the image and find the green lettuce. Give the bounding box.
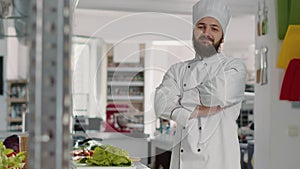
[86,145,132,166]
[0,141,26,169]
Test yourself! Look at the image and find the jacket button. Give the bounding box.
[199,126,202,130]
[183,126,186,130]
[188,65,190,68]
[181,149,184,153]
[183,84,186,87]
[197,148,201,152]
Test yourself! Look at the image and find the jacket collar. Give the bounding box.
[193,53,224,64]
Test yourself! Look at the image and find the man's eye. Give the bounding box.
[198,25,204,29]
[212,27,220,32]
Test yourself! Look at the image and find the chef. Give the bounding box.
[154,0,247,168]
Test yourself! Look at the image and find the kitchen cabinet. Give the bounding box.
[6,79,28,132]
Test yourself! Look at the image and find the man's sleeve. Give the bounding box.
[154,65,193,127]
[197,58,247,108]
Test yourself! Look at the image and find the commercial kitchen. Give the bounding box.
[0,0,299,169]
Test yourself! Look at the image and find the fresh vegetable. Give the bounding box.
[78,144,132,166]
[0,140,25,169]
[72,149,93,157]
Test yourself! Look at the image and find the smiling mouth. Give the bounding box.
[199,39,212,45]
[199,36,213,44]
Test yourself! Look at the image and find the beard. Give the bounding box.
[193,33,223,59]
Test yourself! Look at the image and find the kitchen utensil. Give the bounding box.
[261,47,268,85]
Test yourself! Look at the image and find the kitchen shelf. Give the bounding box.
[107,100,143,105]
[107,81,144,86]
[244,92,255,101]
[8,117,23,123]
[107,95,144,101]
[107,67,144,72]
[6,79,28,132]
[6,79,28,83]
[106,43,145,133]
[9,98,28,103]
[7,127,22,132]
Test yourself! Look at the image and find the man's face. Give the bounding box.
[193,16,224,58]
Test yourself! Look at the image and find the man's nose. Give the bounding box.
[202,28,210,35]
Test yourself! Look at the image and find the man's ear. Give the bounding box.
[218,38,224,53]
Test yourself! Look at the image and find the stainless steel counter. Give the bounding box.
[73,131,149,140]
[73,132,150,166]
[71,162,150,169]
[134,162,150,169]
[151,134,174,151]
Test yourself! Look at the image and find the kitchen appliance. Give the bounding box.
[105,103,131,133]
[73,116,102,132]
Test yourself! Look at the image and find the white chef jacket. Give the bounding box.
[154,53,246,169]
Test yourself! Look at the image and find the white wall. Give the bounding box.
[0,39,7,131]
[254,0,300,169]
[73,9,193,42]
[0,23,28,132]
[223,15,256,83]
[72,37,107,118]
[6,27,28,80]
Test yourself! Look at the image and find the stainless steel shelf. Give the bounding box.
[108,67,144,72]
[107,81,144,86]
[107,95,144,100]
[8,117,23,123]
[8,98,28,103]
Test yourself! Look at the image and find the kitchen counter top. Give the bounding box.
[73,132,150,166]
[71,162,150,169]
[151,134,174,151]
[73,131,149,141]
[133,162,150,169]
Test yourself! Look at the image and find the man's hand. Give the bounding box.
[189,105,222,119]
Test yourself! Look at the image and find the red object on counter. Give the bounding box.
[280,59,300,101]
[105,104,131,133]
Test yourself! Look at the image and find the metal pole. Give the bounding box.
[28,0,71,168]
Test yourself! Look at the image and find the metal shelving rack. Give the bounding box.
[105,43,145,133]
[106,43,145,113]
[27,0,72,169]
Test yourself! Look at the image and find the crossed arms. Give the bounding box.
[154,59,246,127]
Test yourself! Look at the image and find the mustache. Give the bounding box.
[198,35,214,42]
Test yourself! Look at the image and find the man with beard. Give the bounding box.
[154,0,247,168]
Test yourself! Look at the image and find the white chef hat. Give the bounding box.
[193,0,231,35]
